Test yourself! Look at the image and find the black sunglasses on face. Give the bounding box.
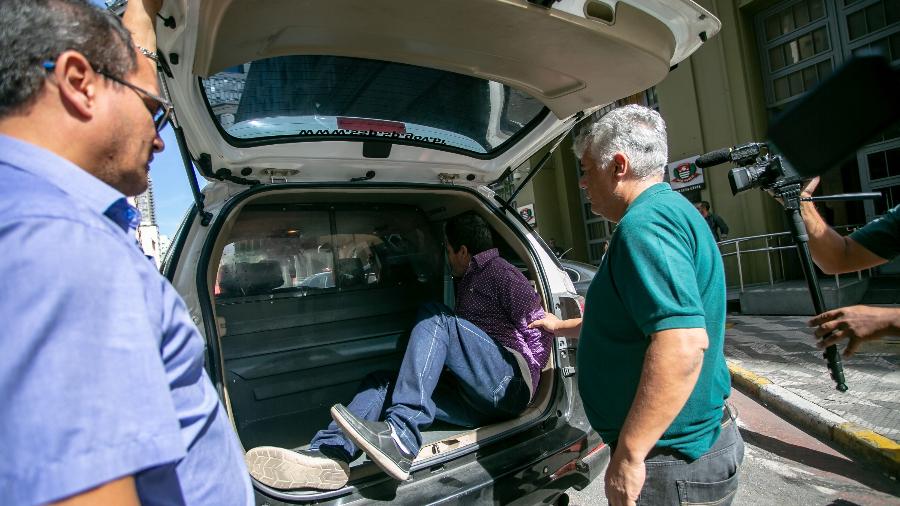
[42,60,173,133]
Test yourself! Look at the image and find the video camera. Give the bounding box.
[696,142,792,195]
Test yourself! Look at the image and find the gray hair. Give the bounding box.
[573,104,668,180]
[0,0,137,118]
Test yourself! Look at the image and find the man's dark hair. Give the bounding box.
[698,201,711,211]
[445,211,493,255]
[0,0,136,118]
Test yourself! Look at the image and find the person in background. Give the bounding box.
[549,237,565,257]
[695,200,730,241]
[531,105,742,506]
[801,177,900,357]
[0,1,252,504]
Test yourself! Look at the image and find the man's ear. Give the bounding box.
[612,152,629,178]
[458,244,469,259]
[53,51,100,120]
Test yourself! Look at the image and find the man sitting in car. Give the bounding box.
[246,211,553,489]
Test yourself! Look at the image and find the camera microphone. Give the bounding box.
[695,148,732,169]
[695,142,767,172]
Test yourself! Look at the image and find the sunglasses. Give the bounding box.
[42,60,173,133]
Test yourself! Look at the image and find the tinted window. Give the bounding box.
[215,205,442,300]
[202,55,546,154]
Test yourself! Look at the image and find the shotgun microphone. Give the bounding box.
[695,148,732,168]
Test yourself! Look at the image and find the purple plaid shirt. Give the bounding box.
[455,248,552,393]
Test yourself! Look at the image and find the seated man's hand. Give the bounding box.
[809,305,900,357]
[528,313,561,333]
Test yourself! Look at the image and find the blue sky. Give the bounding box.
[92,0,198,237]
[150,127,200,238]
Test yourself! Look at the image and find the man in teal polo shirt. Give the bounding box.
[530,105,742,505]
[801,177,900,356]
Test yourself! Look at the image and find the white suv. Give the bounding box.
[156,1,719,503]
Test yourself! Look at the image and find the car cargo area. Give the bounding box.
[205,187,557,486]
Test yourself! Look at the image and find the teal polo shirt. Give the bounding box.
[577,183,730,460]
[850,205,899,261]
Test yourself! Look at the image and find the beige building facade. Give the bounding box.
[517,0,899,283]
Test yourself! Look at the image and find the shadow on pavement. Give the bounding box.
[739,428,900,497]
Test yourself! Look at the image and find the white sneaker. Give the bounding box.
[245,446,350,490]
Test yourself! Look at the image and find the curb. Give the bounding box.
[727,361,900,479]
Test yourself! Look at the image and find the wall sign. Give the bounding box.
[666,155,706,192]
[517,203,536,226]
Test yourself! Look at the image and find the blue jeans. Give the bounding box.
[636,408,744,505]
[309,302,530,461]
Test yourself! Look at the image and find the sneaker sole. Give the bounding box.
[331,406,411,481]
[245,446,349,490]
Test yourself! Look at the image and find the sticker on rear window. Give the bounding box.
[297,128,448,145]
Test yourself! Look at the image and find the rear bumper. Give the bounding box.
[496,433,610,506]
[253,422,607,505]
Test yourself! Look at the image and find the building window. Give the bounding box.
[764,0,827,41]
[866,145,900,180]
[756,0,899,222]
[757,0,837,107]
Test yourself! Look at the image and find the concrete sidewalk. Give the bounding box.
[724,313,900,478]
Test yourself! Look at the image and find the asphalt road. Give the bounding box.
[566,389,900,505]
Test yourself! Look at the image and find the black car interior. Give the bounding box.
[211,197,552,484]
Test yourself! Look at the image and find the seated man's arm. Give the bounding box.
[528,313,582,337]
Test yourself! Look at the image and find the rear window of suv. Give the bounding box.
[214,204,443,300]
[201,55,547,154]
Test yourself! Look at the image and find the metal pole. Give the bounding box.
[785,205,847,392]
[766,236,774,285]
[778,235,785,283]
[736,241,744,292]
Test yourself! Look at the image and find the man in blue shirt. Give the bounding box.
[0,1,252,504]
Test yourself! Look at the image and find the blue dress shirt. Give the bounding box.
[0,134,253,505]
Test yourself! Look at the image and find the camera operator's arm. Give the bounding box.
[800,177,888,274]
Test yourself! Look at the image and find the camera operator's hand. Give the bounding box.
[809,305,900,357]
[768,176,820,205]
[801,176,821,198]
